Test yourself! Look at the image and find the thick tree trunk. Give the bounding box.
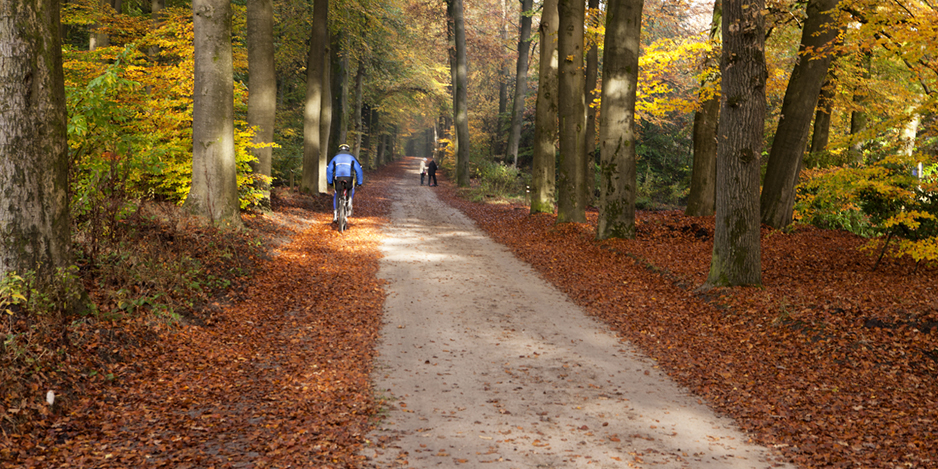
[0,0,72,283]
[705,0,766,288]
[247,0,276,210]
[301,0,329,193]
[530,0,559,214]
[556,0,587,223]
[685,0,721,217]
[451,0,471,186]
[596,0,643,240]
[761,0,842,229]
[507,0,534,167]
[187,0,242,228]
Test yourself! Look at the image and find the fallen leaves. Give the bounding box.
[436,189,938,469]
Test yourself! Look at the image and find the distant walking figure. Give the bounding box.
[419,158,427,185]
[427,156,438,187]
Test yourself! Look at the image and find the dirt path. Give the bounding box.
[361,159,794,468]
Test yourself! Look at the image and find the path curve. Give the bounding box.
[362,158,793,469]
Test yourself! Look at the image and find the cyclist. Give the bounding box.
[326,143,364,223]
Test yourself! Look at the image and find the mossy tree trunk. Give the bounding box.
[530,0,559,214]
[0,0,72,283]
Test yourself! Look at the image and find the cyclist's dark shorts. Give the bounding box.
[334,176,353,193]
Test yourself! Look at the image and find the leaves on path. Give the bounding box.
[436,186,937,469]
[2,163,405,468]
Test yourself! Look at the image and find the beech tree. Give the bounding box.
[596,0,644,240]
[247,0,276,210]
[556,0,587,223]
[0,0,71,282]
[450,0,471,186]
[530,0,559,214]
[705,0,766,288]
[302,0,329,193]
[507,0,534,168]
[685,0,721,217]
[761,0,843,229]
[186,0,242,228]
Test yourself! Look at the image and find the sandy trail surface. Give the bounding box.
[362,159,793,468]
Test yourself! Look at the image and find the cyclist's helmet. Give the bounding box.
[339,144,350,152]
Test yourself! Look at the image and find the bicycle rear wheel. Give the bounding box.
[337,192,348,232]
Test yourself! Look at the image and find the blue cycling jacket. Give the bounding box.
[326,151,364,185]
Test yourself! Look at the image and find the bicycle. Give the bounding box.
[336,185,351,232]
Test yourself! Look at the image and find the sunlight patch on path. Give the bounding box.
[362,158,794,469]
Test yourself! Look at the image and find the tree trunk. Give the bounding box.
[0,0,72,283]
[90,0,111,50]
[530,0,559,214]
[582,0,600,202]
[320,38,332,168]
[705,0,766,288]
[761,0,842,229]
[596,0,643,240]
[148,0,166,64]
[335,50,349,146]
[685,0,721,217]
[247,0,276,211]
[187,0,242,228]
[352,62,365,157]
[451,0,471,186]
[497,0,511,155]
[848,50,871,163]
[507,0,534,167]
[556,0,587,223]
[301,0,328,193]
[809,74,834,157]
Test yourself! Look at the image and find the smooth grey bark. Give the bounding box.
[761,0,842,229]
[301,0,328,193]
[685,0,721,217]
[247,0,276,210]
[451,0,471,186]
[705,0,766,288]
[508,0,534,167]
[556,0,587,223]
[187,0,242,228]
[0,0,72,282]
[530,0,558,214]
[596,0,643,240]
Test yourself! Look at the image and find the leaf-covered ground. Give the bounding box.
[3,158,935,468]
[1,162,403,468]
[434,183,937,469]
